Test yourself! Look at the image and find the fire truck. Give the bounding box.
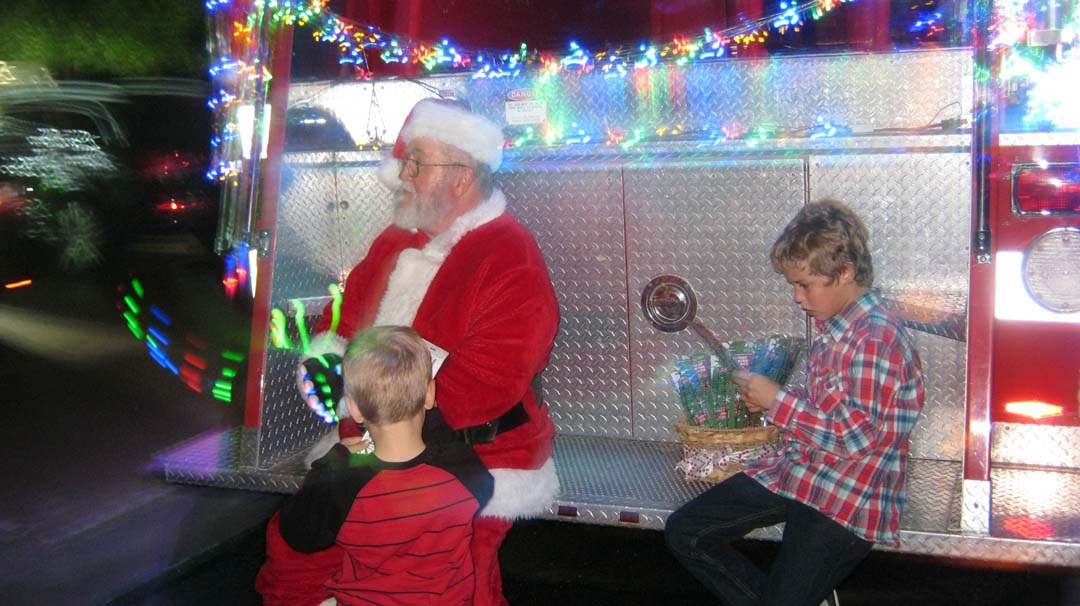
[158,0,1080,567]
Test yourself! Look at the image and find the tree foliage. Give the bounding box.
[0,0,207,78]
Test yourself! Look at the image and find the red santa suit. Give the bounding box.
[258,190,560,606]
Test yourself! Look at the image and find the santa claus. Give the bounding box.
[258,98,560,606]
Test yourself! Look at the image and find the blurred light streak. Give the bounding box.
[1005,400,1064,419]
[1002,516,1057,540]
[0,304,139,363]
[116,277,245,403]
[149,305,172,326]
[55,202,104,271]
[0,79,128,147]
[1,128,116,192]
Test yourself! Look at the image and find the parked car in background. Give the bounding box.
[110,78,220,259]
[1,67,219,286]
[0,178,37,289]
[0,65,128,284]
[124,146,219,257]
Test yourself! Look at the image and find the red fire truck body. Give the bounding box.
[158,0,1080,567]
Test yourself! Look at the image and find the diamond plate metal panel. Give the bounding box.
[541,438,960,551]
[157,427,306,493]
[992,467,1080,542]
[332,160,396,278]
[879,529,1080,566]
[809,153,971,292]
[498,166,631,438]
[625,159,807,441]
[810,152,971,461]
[552,435,705,510]
[291,50,971,169]
[158,426,255,473]
[157,430,1080,565]
[261,154,393,465]
[276,153,392,298]
[962,479,992,535]
[993,423,1080,469]
[905,332,967,461]
[256,348,335,466]
[901,458,962,534]
[466,49,971,147]
[536,437,1080,565]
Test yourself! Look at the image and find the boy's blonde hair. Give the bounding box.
[770,199,874,287]
[342,326,432,425]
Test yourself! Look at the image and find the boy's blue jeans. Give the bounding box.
[665,473,872,606]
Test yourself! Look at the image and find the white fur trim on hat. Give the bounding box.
[400,99,503,170]
[480,457,560,520]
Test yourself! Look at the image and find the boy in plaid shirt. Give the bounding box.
[665,199,924,606]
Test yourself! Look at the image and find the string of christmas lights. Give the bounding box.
[296,0,856,79]
[202,0,856,182]
[993,0,1080,130]
[203,1,1080,184]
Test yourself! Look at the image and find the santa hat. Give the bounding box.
[376,98,504,188]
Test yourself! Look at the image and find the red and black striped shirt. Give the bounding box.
[280,442,493,606]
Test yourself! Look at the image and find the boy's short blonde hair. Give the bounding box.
[770,199,874,287]
[342,326,432,425]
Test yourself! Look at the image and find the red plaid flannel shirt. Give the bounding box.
[746,291,925,546]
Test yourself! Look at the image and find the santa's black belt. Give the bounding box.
[455,401,530,445]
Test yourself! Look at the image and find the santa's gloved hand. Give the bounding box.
[299,354,345,423]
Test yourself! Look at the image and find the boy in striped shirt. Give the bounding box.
[274,326,493,606]
[665,200,924,606]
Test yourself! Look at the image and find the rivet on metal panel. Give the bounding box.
[618,511,641,524]
[339,200,349,211]
[257,229,272,258]
[557,505,578,517]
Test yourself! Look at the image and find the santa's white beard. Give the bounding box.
[391,194,423,230]
[392,183,450,232]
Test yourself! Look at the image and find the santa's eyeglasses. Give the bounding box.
[402,158,470,179]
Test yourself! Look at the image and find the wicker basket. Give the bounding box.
[675,422,780,483]
[676,422,779,448]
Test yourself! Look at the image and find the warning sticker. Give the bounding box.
[505,99,547,126]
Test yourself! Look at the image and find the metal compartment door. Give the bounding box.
[625,158,807,441]
[499,163,632,438]
[810,152,971,462]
